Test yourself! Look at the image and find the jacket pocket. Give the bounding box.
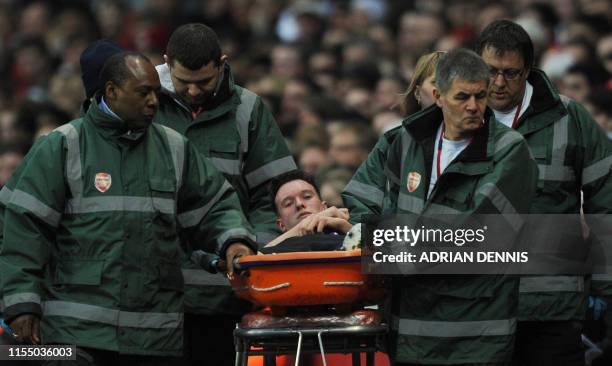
[208,141,242,177]
[54,260,104,285]
[439,184,473,211]
[149,178,176,234]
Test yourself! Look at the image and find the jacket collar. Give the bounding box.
[157,62,235,114]
[525,69,561,114]
[85,92,147,142]
[403,104,495,162]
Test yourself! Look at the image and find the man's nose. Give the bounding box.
[187,84,201,97]
[295,197,306,208]
[492,73,506,88]
[147,91,158,107]
[466,96,478,112]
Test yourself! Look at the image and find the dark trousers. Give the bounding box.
[41,347,181,366]
[514,320,584,366]
[182,312,242,366]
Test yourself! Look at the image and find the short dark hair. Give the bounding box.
[269,171,320,214]
[100,51,151,89]
[476,19,534,71]
[166,23,222,70]
[435,48,490,95]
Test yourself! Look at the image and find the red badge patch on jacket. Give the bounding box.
[407,172,421,192]
[94,172,112,193]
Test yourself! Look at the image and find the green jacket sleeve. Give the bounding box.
[177,140,257,257]
[569,101,612,297]
[242,92,296,244]
[343,127,401,224]
[0,134,66,322]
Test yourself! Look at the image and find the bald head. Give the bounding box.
[101,52,160,129]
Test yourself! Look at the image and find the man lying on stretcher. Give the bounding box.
[192,171,355,269]
[262,170,354,252]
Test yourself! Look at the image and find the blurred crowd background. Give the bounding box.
[0,0,611,207]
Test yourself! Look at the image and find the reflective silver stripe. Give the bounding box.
[65,196,175,215]
[476,183,522,231]
[398,192,424,213]
[0,186,13,205]
[210,157,241,176]
[538,164,575,181]
[426,203,461,215]
[216,228,256,252]
[177,182,231,228]
[552,115,569,165]
[344,180,384,208]
[160,126,185,191]
[236,89,257,154]
[3,292,41,307]
[10,189,61,227]
[43,301,183,329]
[519,276,584,293]
[256,231,277,245]
[55,124,83,198]
[182,269,230,286]
[495,130,523,155]
[245,156,297,189]
[393,316,516,337]
[582,155,612,186]
[538,116,573,182]
[592,274,612,281]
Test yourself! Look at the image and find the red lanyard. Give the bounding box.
[511,98,523,128]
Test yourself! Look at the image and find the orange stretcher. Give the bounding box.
[230,250,382,308]
[230,250,389,366]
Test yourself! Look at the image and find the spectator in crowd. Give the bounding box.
[597,33,612,86]
[299,142,329,176]
[328,122,376,170]
[0,51,255,364]
[401,51,446,116]
[79,39,124,112]
[153,23,296,366]
[586,89,612,139]
[0,144,25,188]
[477,19,612,365]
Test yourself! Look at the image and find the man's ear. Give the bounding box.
[163,54,170,66]
[220,54,229,64]
[321,201,328,210]
[104,81,117,101]
[276,217,287,232]
[433,87,443,108]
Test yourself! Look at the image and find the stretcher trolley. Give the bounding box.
[229,250,388,366]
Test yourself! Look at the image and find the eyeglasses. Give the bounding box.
[488,67,524,80]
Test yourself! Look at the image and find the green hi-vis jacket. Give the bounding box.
[153,63,296,315]
[511,70,612,321]
[383,106,537,365]
[0,99,256,356]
